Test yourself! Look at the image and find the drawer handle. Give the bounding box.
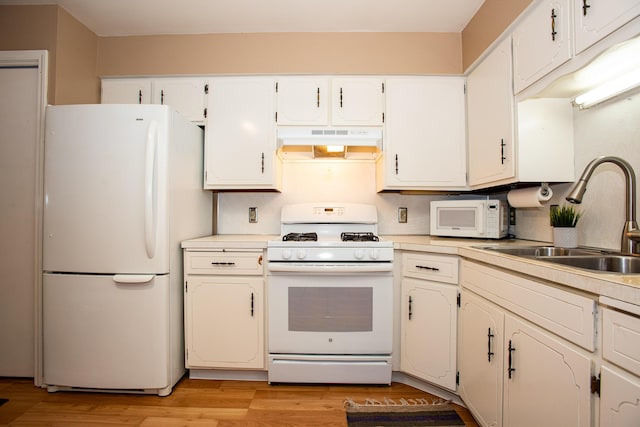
[416,265,439,272]
[487,328,495,362]
[508,340,516,379]
[250,292,255,317]
[258,255,263,266]
[408,296,413,320]
[211,262,236,266]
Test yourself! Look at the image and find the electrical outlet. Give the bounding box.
[509,207,516,226]
[249,207,258,223]
[398,207,408,223]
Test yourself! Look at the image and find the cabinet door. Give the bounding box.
[185,276,264,369]
[401,278,457,391]
[101,79,152,104]
[331,77,384,126]
[600,365,640,427]
[204,77,280,190]
[467,39,515,188]
[503,314,592,427]
[152,78,207,123]
[276,77,329,125]
[379,77,466,190]
[458,290,504,427]
[574,0,640,54]
[512,0,572,93]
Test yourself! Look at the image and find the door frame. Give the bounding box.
[0,50,48,386]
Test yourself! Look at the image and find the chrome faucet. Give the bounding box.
[566,156,640,255]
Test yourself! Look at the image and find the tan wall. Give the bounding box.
[97,32,463,77]
[462,0,533,71]
[54,7,99,104]
[0,5,58,103]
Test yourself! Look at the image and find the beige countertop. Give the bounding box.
[181,234,640,308]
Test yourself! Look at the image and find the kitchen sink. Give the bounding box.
[476,245,640,274]
[541,255,640,274]
[477,245,609,257]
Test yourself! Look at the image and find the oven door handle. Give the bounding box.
[267,263,393,273]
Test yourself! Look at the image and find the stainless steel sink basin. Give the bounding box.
[475,245,640,274]
[478,245,608,257]
[542,255,640,274]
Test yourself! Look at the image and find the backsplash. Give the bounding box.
[217,160,440,235]
[513,92,640,251]
[217,92,640,248]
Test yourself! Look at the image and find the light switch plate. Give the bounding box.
[249,207,258,223]
[398,207,408,223]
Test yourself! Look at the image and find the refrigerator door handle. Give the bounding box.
[144,121,159,259]
[113,274,155,284]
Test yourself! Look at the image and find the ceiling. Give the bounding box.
[0,0,485,36]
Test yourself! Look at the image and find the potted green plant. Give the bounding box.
[550,205,583,248]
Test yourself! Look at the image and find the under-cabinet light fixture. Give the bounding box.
[574,67,640,108]
[326,145,345,153]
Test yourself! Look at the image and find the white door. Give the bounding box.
[331,77,384,126]
[152,78,207,123]
[185,276,264,369]
[0,62,40,377]
[43,273,170,389]
[43,105,170,274]
[101,78,152,104]
[458,290,504,427]
[503,314,592,427]
[574,0,640,54]
[401,278,458,390]
[276,77,330,125]
[600,366,640,427]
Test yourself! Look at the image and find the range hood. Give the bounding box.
[277,126,382,160]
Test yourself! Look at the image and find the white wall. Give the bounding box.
[513,90,640,251]
[217,160,441,235]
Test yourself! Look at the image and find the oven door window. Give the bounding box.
[288,287,372,332]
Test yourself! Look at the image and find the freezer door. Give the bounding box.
[43,104,170,274]
[43,273,171,390]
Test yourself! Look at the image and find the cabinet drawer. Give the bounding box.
[402,253,459,284]
[461,260,596,351]
[185,251,263,275]
[602,307,640,377]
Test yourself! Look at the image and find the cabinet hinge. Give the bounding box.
[204,108,207,119]
[591,374,601,395]
[464,83,467,95]
[185,280,188,292]
[275,111,278,122]
[275,82,278,92]
[381,82,385,94]
[456,372,460,386]
[382,112,385,123]
[457,292,461,307]
[204,84,209,94]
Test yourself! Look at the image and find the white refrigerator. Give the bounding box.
[42,104,212,396]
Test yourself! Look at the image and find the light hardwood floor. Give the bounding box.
[0,376,479,426]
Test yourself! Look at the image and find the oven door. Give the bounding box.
[268,269,393,355]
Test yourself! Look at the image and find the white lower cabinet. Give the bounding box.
[183,250,264,369]
[459,260,595,427]
[400,253,458,391]
[599,306,640,427]
[458,289,504,427]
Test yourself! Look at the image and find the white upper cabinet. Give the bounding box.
[101,78,152,105]
[467,39,516,187]
[152,78,208,123]
[512,0,572,94]
[330,77,385,126]
[574,0,640,54]
[275,77,329,125]
[377,77,466,190]
[204,77,281,191]
[276,76,384,126]
[101,77,207,123]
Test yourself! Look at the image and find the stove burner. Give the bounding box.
[282,232,318,242]
[341,232,379,242]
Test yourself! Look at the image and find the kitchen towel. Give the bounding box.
[507,186,553,208]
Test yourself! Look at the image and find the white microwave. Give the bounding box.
[430,199,508,239]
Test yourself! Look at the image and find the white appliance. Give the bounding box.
[42,104,211,396]
[430,199,508,239]
[267,203,394,384]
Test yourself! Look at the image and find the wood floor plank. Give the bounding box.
[0,377,479,427]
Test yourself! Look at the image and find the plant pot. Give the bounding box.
[553,227,578,248]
